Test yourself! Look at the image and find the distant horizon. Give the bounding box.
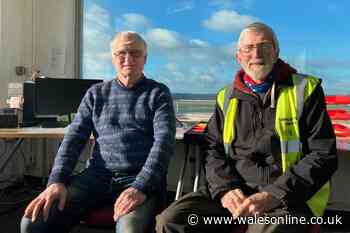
[172,91,350,97]
[172,92,216,99]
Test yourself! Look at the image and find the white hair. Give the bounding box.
[237,22,279,56]
[110,31,147,55]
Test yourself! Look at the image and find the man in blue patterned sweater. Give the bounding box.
[21,31,176,233]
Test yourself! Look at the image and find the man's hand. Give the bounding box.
[236,191,281,217]
[220,189,246,218]
[24,183,67,222]
[113,187,146,221]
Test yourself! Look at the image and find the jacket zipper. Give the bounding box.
[257,103,270,184]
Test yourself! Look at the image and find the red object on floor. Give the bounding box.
[325,95,350,105]
[327,109,350,120]
[333,123,350,138]
[81,206,114,227]
[81,202,166,228]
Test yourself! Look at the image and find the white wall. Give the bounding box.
[0,0,33,107]
[0,0,77,106]
[0,0,78,188]
[32,0,77,79]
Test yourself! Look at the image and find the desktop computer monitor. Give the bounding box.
[34,78,103,126]
[22,81,37,127]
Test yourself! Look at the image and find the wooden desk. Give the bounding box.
[0,127,187,183]
[0,127,67,139]
[0,127,186,139]
[0,127,69,182]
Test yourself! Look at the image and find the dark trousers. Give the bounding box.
[21,168,161,233]
[156,187,314,233]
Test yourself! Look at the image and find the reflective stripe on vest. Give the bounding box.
[217,85,238,156]
[216,74,330,216]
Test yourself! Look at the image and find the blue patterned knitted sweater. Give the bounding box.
[48,77,176,195]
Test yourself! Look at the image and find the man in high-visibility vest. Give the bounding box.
[156,22,337,233]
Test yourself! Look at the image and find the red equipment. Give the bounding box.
[332,123,350,138]
[327,109,350,120]
[325,95,350,105]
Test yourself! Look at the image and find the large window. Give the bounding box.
[81,0,349,105]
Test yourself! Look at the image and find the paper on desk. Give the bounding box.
[176,127,188,140]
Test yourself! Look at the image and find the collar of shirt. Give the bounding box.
[243,74,275,93]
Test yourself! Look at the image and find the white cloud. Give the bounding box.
[95,52,111,60]
[146,35,237,93]
[114,13,152,32]
[155,62,232,93]
[83,3,114,78]
[221,41,236,56]
[165,63,178,72]
[120,13,151,30]
[199,74,215,83]
[189,39,210,47]
[145,30,229,63]
[83,4,113,46]
[84,3,111,31]
[145,28,183,49]
[167,1,195,14]
[141,27,239,93]
[202,10,258,32]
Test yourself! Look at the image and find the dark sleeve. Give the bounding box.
[131,85,176,196]
[262,83,338,205]
[204,102,246,199]
[47,88,94,185]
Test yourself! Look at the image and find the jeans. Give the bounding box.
[21,168,161,233]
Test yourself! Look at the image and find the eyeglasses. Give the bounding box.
[114,49,144,59]
[238,42,274,54]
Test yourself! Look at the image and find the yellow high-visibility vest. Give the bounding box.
[216,74,330,217]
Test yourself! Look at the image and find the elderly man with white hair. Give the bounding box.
[156,22,337,233]
[21,31,176,233]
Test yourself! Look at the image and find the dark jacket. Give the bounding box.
[204,59,337,208]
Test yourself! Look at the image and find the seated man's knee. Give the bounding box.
[21,215,35,233]
[116,198,159,233]
[20,214,50,233]
[117,212,154,233]
[156,204,185,232]
[20,200,62,233]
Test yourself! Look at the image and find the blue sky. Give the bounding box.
[82,0,350,94]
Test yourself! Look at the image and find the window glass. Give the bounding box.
[82,0,349,113]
